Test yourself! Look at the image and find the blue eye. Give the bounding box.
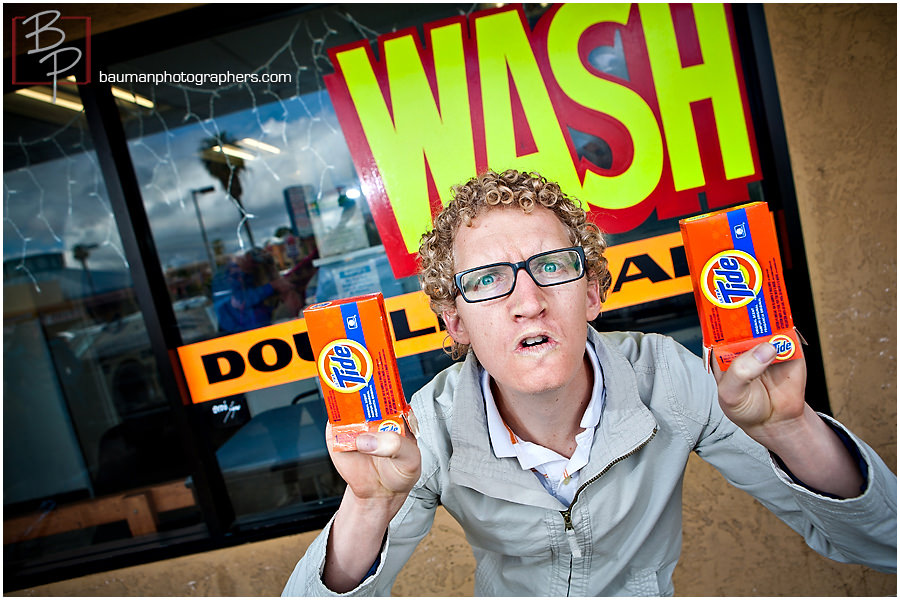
[462,268,507,296]
[541,262,558,273]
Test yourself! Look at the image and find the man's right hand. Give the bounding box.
[322,424,421,592]
[328,424,422,502]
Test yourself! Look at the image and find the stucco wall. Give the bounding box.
[9,4,896,597]
[766,3,897,468]
[676,4,896,595]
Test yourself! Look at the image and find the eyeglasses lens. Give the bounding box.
[458,265,515,302]
[527,249,582,285]
[458,248,584,302]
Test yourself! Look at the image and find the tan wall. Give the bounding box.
[9,4,896,597]
[674,5,896,595]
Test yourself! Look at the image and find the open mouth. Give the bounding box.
[520,335,550,348]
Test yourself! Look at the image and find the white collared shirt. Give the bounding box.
[481,342,606,506]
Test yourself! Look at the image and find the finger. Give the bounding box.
[357,431,420,478]
[356,431,407,457]
[717,342,777,407]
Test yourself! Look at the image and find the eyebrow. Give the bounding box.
[459,247,573,270]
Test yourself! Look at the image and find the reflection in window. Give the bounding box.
[4,90,201,567]
[109,45,385,523]
[110,5,491,342]
[118,82,396,338]
[108,5,456,524]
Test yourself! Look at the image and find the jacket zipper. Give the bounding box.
[560,426,658,595]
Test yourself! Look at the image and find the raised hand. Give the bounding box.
[714,342,863,498]
[713,342,807,441]
[327,424,422,502]
[322,424,422,592]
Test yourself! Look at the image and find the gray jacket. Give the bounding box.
[284,330,896,596]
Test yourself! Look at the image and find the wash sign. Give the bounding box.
[325,3,762,296]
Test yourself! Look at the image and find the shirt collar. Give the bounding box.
[482,342,605,461]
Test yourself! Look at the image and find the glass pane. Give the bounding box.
[107,5,467,524]
[3,88,203,571]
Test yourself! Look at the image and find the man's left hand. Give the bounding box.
[713,342,807,441]
[713,342,864,498]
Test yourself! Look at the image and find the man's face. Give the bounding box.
[443,205,602,402]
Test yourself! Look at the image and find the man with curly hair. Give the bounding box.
[284,169,895,596]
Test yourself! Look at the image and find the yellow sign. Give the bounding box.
[604,231,693,311]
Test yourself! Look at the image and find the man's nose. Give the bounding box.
[509,268,546,319]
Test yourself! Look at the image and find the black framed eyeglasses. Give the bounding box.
[454,246,586,303]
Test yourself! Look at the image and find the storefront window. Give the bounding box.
[6,3,818,587]
[3,90,203,572]
[105,4,473,524]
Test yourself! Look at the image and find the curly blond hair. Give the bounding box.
[418,169,611,358]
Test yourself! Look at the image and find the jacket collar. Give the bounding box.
[448,328,658,509]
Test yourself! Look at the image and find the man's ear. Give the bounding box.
[585,277,603,321]
[442,309,470,345]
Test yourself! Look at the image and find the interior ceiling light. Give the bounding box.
[14,87,84,112]
[211,145,257,161]
[63,76,155,109]
[110,87,154,109]
[238,137,281,154]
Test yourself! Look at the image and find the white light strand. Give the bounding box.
[7,6,396,295]
[17,136,62,245]
[50,137,76,217]
[4,183,41,293]
[6,99,130,294]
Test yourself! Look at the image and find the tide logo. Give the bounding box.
[378,420,401,433]
[318,339,373,393]
[768,334,796,360]
[700,250,762,309]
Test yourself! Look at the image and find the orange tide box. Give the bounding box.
[303,293,412,451]
[679,202,802,371]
